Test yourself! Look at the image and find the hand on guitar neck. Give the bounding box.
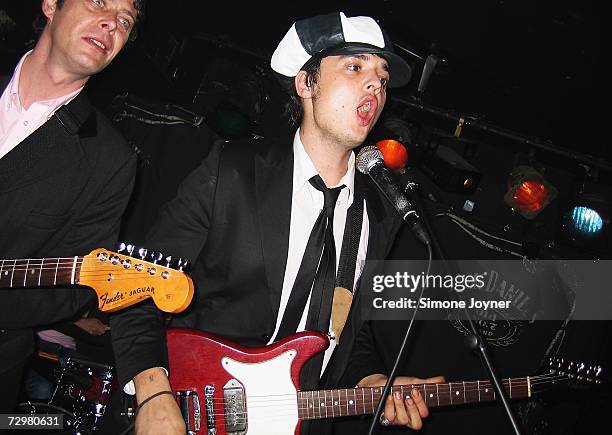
[358,373,446,430]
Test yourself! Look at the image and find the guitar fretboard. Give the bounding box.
[297,377,530,420]
[0,257,83,288]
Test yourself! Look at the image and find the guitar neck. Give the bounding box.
[298,377,531,420]
[0,257,84,288]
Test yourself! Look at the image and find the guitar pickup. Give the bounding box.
[223,379,246,434]
[204,385,216,434]
[175,390,201,435]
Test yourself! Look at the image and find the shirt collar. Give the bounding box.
[6,49,84,111]
[292,128,356,203]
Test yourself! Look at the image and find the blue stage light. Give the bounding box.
[568,206,604,235]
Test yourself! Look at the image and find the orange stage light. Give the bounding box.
[376,139,408,172]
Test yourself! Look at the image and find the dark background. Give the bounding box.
[2,0,607,255]
[1,2,610,434]
[0,0,605,158]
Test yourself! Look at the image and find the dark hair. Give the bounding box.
[55,0,146,41]
[283,56,322,127]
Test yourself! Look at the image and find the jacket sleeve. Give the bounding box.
[110,140,224,388]
[339,320,387,387]
[0,144,137,330]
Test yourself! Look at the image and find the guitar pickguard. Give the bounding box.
[222,350,299,434]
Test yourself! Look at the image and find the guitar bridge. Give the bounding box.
[175,390,201,435]
[223,379,246,434]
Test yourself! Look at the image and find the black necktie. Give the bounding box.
[276,175,345,340]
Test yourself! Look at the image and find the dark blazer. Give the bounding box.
[0,76,137,373]
[110,135,402,391]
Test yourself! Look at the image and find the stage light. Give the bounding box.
[566,206,604,235]
[558,184,610,255]
[376,139,408,172]
[419,143,482,193]
[503,165,557,219]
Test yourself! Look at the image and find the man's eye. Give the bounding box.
[119,18,131,29]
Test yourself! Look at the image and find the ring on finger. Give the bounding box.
[379,412,391,427]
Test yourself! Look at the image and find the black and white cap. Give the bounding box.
[271,12,412,88]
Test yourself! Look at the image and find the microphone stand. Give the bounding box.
[404,177,523,435]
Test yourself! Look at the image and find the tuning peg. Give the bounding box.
[149,251,164,264]
[137,247,148,260]
[117,242,136,255]
[567,361,576,378]
[176,258,188,272]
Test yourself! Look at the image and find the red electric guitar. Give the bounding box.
[0,244,194,313]
[167,328,604,435]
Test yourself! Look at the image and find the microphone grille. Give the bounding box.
[356,145,383,174]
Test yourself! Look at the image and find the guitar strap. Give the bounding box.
[332,185,364,343]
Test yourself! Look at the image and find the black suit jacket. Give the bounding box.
[0,76,137,373]
[111,135,402,391]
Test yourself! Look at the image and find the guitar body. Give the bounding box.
[167,329,329,435]
[166,329,603,434]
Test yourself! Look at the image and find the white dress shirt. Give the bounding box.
[270,129,369,374]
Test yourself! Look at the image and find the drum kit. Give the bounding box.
[16,356,127,434]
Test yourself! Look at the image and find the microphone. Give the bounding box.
[356,145,431,246]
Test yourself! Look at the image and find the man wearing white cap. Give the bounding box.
[111,11,443,434]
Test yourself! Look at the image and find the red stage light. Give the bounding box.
[504,165,557,219]
[376,139,408,172]
[512,181,550,212]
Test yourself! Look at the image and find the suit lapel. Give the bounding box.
[255,137,293,311]
[0,91,94,193]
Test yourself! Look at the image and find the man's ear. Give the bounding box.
[42,0,58,21]
[295,70,313,99]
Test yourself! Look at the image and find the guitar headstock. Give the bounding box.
[79,243,194,314]
[545,357,604,387]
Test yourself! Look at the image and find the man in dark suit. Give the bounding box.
[110,12,443,435]
[0,0,144,412]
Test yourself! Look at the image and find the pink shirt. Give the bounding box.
[37,329,77,350]
[0,50,83,159]
[1,51,83,349]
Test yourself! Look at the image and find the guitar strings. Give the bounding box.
[170,373,575,420]
[171,372,573,402]
[1,264,182,281]
[170,374,577,423]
